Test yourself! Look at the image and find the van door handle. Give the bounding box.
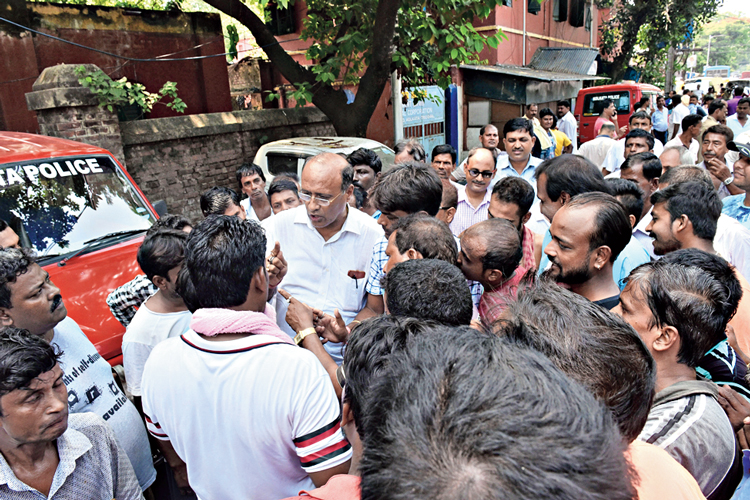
[583,123,590,126]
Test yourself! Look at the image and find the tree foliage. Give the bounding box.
[693,15,750,73]
[598,0,720,83]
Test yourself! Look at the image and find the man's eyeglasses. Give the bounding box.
[467,168,495,179]
[298,191,344,206]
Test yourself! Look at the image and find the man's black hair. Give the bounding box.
[601,98,614,111]
[739,97,750,108]
[370,162,442,216]
[629,111,651,124]
[660,249,741,325]
[464,219,522,277]
[558,99,571,109]
[199,187,241,218]
[624,128,655,151]
[566,192,632,262]
[491,176,535,217]
[658,166,712,188]
[137,229,188,282]
[267,179,299,199]
[534,154,610,202]
[735,87,744,97]
[479,124,497,135]
[709,99,726,116]
[392,214,458,265]
[441,181,458,210]
[703,124,734,144]
[235,163,265,189]
[681,113,703,131]
[393,139,426,162]
[360,326,635,500]
[0,327,62,415]
[431,144,457,165]
[498,282,656,442]
[347,148,383,175]
[0,248,34,310]
[622,152,661,181]
[503,117,534,137]
[274,172,300,183]
[607,178,644,224]
[381,259,473,326]
[635,97,650,112]
[147,214,192,236]
[626,261,729,368]
[343,315,440,434]
[651,181,722,241]
[0,220,8,232]
[539,107,555,119]
[178,215,266,310]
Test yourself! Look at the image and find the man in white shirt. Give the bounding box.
[122,229,191,401]
[263,153,383,363]
[727,98,750,138]
[670,94,691,139]
[601,112,664,175]
[664,113,702,163]
[237,163,273,222]
[578,122,617,168]
[557,99,578,152]
[142,216,351,500]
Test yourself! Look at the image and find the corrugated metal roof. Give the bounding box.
[461,64,604,82]
[529,48,600,75]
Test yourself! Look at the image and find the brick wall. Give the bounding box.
[120,108,335,222]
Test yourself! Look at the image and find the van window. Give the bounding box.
[582,91,631,117]
[267,153,302,176]
[0,155,154,263]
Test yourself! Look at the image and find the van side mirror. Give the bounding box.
[152,200,168,218]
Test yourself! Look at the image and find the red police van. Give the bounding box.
[575,83,662,144]
[0,132,157,366]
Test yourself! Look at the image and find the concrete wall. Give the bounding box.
[120,108,335,221]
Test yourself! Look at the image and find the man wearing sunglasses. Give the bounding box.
[449,147,497,237]
[263,153,383,364]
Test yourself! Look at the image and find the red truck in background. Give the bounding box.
[0,132,157,366]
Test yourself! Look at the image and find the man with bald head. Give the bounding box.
[263,153,383,363]
[659,145,694,172]
[458,218,527,324]
[449,147,497,236]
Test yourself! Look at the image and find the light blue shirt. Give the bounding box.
[492,155,543,212]
[652,107,669,132]
[722,194,750,230]
[613,236,651,290]
[727,115,750,138]
[538,229,552,275]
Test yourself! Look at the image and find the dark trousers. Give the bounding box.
[653,129,668,145]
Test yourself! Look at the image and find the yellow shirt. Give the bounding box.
[551,129,572,156]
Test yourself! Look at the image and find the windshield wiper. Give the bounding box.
[57,229,146,267]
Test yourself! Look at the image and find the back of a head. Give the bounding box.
[566,192,632,262]
[736,87,744,97]
[370,162,442,216]
[179,215,265,310]
[651,181,722,241]
[622,152,661,181]
[660,248,741,325]
[658,165,711,188]
[393,139,426,162]
[535,155,609,202]
[441,180,458,209]
[627,262,729,368]
[709,99,725,115]
[137,229,188,281]
[681,113,703,131]
[599,122,616,135]
[343,315,442,433]
[360,325,635,500]
[492,176,535,217]
[200,186,241,217]
[607,178,644,224]
[382,259,472,326]
[347,148,383,175]
[465,219,522,277]
[147,214,192,235]
[393,213,457,265]
[498,281,655,442]
[0,247,34,310]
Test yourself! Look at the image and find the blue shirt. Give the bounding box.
[538,229,552,275]
[613,236,651,290]
[652,107,669,132]
[722,194,750,229]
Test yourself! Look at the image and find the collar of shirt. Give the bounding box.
[497,155,540,176]
[0,425,92,495]
[634,207,652,238]
[293,205,363,243]
[457,184,493,210]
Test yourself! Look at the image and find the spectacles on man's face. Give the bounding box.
[298,190,344,206]
[467,168,495,179]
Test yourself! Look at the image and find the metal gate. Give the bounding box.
[402,86,445,157]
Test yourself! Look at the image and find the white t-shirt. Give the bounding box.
[263,205,383,363]
[53,317,156,490]
[141,329,352,500]
[664,136,700,163]
[577,136,617,168]
[558,112,578,152]
[671,103,691,136]
[716,213,750,281]
[122,298,192,396]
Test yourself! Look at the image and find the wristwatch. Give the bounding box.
[724,175,734,186]
[294,327,317,345]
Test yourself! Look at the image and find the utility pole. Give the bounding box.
[666,46,676,93]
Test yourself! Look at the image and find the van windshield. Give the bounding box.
[0,155,154,262]
[582,91,631,117]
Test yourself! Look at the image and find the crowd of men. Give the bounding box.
[4,94,750,500]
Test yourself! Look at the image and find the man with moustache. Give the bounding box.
[700,124,741,199]
[493,119,542,197]
[237,164,273,221]
[0,248,156,491]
